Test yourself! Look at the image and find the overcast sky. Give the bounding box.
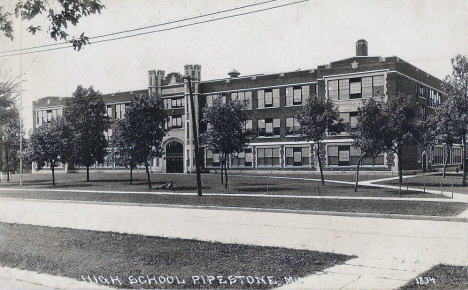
[1,0,468,132]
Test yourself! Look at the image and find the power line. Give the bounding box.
[0,0,307,58]
[1,0,279,54]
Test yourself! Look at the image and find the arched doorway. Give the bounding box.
[166,141,184,173]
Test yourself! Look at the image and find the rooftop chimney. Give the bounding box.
[356,39,368,56]
[228,68,240,78]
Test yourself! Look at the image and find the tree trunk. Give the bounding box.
[443,145,450,178]
[86,166,90,182]
[398,146,403,185]
[316,143,324,186]
[220,159,224,185]
[51,164,55,186]
[5,145,9,182]
[129,166,133,185]
[462,135,466,187]
[354,158,363,192]
[145,162,152,189]
[224,157,228,190]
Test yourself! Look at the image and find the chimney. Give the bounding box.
[228,68,240,78]
[356,39,368,56]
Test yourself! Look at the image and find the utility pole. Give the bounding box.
[19,19,23,186]
[186,76,202,196]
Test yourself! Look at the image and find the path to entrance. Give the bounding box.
[0,197,467,289]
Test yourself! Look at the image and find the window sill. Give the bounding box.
[257,136,281,138]
[285,104,303,108]
[257,106,280,110]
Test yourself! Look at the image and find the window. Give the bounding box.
[328,80,339,100]
[453,147,462,164]
[171,97,185,108]
[258,118,280,137]
[286,117,300,135]
[115,103,127,119]
[286,85,310,106]
[339,112,358,130]
[232,91,252,109]
[206,94,226,107]
[419,105,426,121]
[285,147,309,166]
[106,105,112,117]
[257,89,279,108]
[36,108,61,126]
[362,77,373,97]
[163,99,171,109]
[105,128,113,141]
[328,75,385,100]
[328,145,369,166]
[206,149,221,167]
[433,146,444,165]
[231,148,253,167]
[171,115,183,128]
[243,120,253,132]
[257,147,280,166]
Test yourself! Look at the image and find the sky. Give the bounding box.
[1,0,468,133]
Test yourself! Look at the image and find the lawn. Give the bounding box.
[2,171,448,199]
[2,171,466,217]
[0,223,354,289]
[399,264,468,290]
[376,173,468,194]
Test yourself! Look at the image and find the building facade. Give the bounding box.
[32,40,462,173]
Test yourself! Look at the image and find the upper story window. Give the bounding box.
[206,94,226,107]
[328,75,385,100]
[286,85,309,106]
[171,115,184,129]
[115,103,128,119]
[428,89,441,108]
[243,120,253,132]
[286,117,300,135]
[36,108,62,126]
[258,118,280,137]
[257,89,279,109]
[340,112,358,130]
[171,97,185,108]
[106,105,112,118]
[231,91,252,109]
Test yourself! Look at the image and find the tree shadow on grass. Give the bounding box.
[44,183,96,189]
[236,187,297,193]
[234,182,278,186]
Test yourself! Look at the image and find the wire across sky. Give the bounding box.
[0,0,308,58]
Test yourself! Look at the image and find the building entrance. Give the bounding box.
[166,141,184,173]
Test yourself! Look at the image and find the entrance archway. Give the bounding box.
[166,141,184,173]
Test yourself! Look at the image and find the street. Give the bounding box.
[0,196,467,289]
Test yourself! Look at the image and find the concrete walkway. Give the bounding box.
[1,198,467,289]
[0,266,111,289]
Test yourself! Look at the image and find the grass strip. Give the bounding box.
[0,190,466,216]
[399,264,468,289]
[0,223,353,289]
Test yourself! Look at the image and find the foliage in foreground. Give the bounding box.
[114,94,168,188]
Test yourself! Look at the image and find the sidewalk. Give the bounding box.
[1,198,467,289]
[0,266,111,289]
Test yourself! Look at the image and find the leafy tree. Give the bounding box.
[201,97,251,189]
[442,54,468,187]
[0,72,21,182]
[113,118,138,184]
[427,101,459,177]
[0,0,105,51]
[383,92,424,185]
[64,85,110,181]
[114,94,168,189]
[349,97,386,191]
[296,95,344,185]
[27,117,73,186]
